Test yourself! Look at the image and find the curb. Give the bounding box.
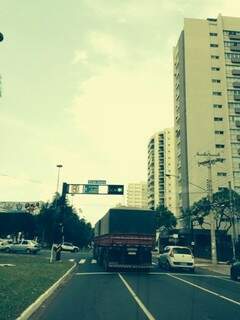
[16,262,77,320]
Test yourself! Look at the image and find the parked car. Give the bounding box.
[7,240,40,254]
[0,239,13,252]
[230,260,240,281]
[158,246,195,272]
[61,242,79,253]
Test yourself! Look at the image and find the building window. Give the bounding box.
[214,117,223,121]
[212,79,221,83]
[210,44,219,47]
[211,55,219,59]
[213,104,222,108]
[212,67,220,71]
[217,172,227,176]
[213,91,222,96]
[210,32,218,36]
[216,144,225,148]
[215,130,224,134]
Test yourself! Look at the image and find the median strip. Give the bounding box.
[118,273,156,320]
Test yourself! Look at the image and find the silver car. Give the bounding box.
[8,240,40,254]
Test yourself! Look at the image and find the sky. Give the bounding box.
[0,0,240,224]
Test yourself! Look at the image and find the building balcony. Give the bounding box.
[232,69,240,76]
[233,81,240,88]
[231,57,240,64]
[230,44,240,52]
[229,34,240,41]
[234,94,240,101]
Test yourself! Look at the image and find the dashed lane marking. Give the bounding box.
[79,259,86,264]
[166,273,240,306]
[118,273,156,320]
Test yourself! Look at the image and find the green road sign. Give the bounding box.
[83,184,99,194]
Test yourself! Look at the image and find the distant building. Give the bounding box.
[127,182,148,209]
[147,129,177,215]
[0,201,44,214]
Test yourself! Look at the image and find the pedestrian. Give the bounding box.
[55,243,62,261]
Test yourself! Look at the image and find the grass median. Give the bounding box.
[0,253,74,320]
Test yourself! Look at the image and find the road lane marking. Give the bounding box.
[149,272,228,278]
[166,273,240,306]
[76,272,116,275]
[79,259,86,264]
[118,273,156,320]
[91,259,97,264]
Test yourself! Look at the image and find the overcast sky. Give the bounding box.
[0,0,240,224]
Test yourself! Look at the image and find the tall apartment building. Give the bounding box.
[147,129,177,214]
[127,182,148,208]
[174,15,240,214]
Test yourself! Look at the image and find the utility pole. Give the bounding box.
[197,152,225,265]
[229,181,237,261]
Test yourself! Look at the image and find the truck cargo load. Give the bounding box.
[94,208,155,236]
[93,207,156,271]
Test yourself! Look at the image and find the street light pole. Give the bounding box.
[56,164,63,194]
[229,181,237,261]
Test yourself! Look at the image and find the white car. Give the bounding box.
[0,239,13,251]
[61,242,79,253]
[158,246,195,272]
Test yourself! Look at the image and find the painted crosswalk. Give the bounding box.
[78,258,97,265]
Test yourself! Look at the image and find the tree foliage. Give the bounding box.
[189,188,240,231]
[155,204,177,231]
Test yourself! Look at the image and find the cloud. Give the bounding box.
[68,58,173,183]
[72,50,89,65]
[89,31,126,60]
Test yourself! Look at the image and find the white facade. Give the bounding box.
[147,129,177,215]
[174,15,240,217]
[127,182,148,209]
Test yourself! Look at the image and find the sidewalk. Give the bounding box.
[195,258,230,275]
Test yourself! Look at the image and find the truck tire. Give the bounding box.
[103,258,112,272]
[166,261,172,272]
[231,268,238,281]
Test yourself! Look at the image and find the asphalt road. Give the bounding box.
[30,254,240,320]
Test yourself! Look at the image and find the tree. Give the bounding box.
[189,188,240,231]
[36,194,93,247]
[155,204,177,231]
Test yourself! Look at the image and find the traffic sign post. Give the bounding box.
[66,183,124,196]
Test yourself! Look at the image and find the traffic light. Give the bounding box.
[108,184,124,195]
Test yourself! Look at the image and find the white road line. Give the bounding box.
[91,259,97,264]
[76,272,116,275]
[118,273,156,320]
[79,259,86,264]
[166,273,240,306]
[148,272,228,278]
